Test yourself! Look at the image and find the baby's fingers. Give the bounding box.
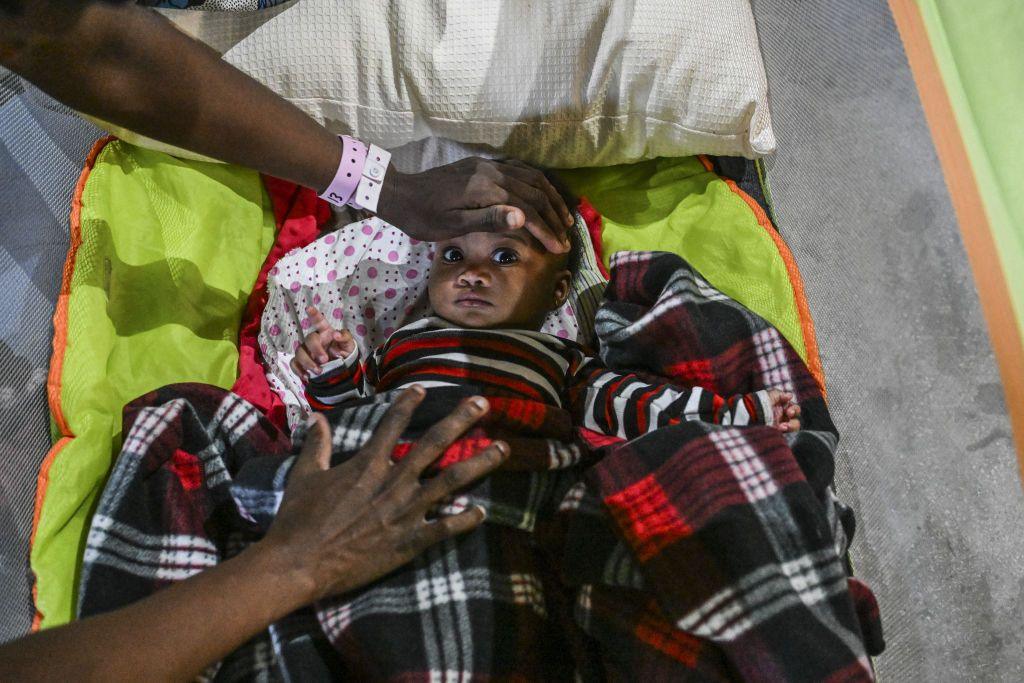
[291,346,320,380]
[304,331,330,365]
[328,329,356,359]
[778,418,801,433]
[307,306,334,334]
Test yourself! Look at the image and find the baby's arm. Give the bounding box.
[567,357,800,440]
[291,307,371,411]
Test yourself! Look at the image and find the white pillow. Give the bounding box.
[221,0,775,166]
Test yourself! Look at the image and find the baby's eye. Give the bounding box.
[491,248,519,265]
[441,246,463,263]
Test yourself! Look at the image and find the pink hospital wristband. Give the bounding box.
[319,135,368,207]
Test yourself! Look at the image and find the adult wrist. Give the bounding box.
[318,135,368,206]
[244,536,319,612]
[318,135,392,213]
[374,165,406,223]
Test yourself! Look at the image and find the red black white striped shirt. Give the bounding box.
[306,317,772,439]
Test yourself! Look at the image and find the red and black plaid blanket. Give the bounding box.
[79,251,883,681]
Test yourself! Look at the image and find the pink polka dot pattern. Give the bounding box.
[344,245,355,256]
[356,323,367,336]
[387,250,399,262]
[306,256,317,267]
[301,317,312,329]
[324,234,336,244]
[327,269,338,281]
[361,224,373,235]
[385,288,397,299]
[332,307,343,319]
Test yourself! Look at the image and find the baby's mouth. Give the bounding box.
[454,294,493,308]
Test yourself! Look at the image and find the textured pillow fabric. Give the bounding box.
[221,0,775,165]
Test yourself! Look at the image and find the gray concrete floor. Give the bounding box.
[751,1,1024,679]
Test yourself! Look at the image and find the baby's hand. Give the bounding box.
[767,389,801,433]
[291,306,357,381]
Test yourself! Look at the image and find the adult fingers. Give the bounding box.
[500,159,573,227]
[354,386,426,471]
[500,174,567,248]
[511,201,567,254]
[415,441,508,507]
[450,204,525,238]
[289,413,332,480]
[411,506,487,550]
[448,209,565,254]
[393,397,490,482]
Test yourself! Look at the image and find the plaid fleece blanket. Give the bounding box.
[79,251,883,681]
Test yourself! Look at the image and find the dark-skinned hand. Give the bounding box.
[376,157,574,254]
[264,386,508,603]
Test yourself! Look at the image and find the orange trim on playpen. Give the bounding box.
[29,135,115,630]
[889,0,1024,484]
[698,155,827,396]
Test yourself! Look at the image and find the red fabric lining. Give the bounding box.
[577,196,609,279]
[230,179,331,429]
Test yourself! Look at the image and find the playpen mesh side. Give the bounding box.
[0,69,99,641]
[751,1,1024,679]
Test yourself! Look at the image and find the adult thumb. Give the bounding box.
[456,205,523,234]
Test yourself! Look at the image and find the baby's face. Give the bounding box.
[428,230,571,330]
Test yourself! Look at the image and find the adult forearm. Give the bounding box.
[0,541,310,682]
[5,2,340,192]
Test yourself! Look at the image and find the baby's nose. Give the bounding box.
[458,266,490,286]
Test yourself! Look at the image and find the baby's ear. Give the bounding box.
[551,269,572,309]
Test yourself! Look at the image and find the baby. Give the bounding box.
[291,227,801,440]
[287,223,803,677]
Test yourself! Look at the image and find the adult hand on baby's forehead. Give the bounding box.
[375,157,573,254]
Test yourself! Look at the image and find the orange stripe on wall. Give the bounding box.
[889,0,1024,483]
[698,155,828,396]
[29,135,115,630]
